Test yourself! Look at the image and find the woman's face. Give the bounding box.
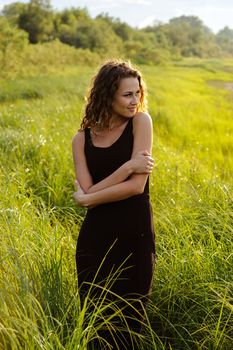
[111,77,141,119]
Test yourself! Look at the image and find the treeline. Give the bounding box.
[1,0,233,72]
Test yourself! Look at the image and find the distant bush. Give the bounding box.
[0,17,28,76]
[0,39,101,78]
[24,40,100,68]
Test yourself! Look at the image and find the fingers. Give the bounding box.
[134,150,154,163]
[147,157,154,167]
[146,156,154,173]
[131,151,154,174]
[141,150,150,156]
[146,164,154,173]
[74,180,86,196]
[141,153,154,164]
[136,150,150,156]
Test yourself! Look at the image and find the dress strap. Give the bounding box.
[127,117,133,130]
[84,127,92,147]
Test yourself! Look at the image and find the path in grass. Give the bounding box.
[208,80,233,91]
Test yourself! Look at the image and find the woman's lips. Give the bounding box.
[128,107,136,112]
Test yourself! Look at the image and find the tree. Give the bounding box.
[0,2,27,26]
[161,16,218,57]
[18,0,54,43]
[96,13,133,41]
[216,27,233,55]
[54,7,90,45]
[74,18,124,57]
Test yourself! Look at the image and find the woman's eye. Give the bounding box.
[123,92,140,97]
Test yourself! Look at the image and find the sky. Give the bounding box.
[0,0,233,33]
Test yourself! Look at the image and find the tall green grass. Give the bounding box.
[0,58,232,349]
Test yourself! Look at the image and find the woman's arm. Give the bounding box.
[72,131,93,193]
[86,150,153,194]
[74,112,153,207]
[72,124,153,194]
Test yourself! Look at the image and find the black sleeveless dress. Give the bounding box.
[76,118,155,349]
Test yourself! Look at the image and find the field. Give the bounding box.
[0,58,233,349]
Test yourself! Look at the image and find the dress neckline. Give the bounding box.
[88,118,132,149]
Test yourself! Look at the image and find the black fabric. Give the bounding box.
[76,118,156,349]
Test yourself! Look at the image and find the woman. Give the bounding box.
[72,60,155,349]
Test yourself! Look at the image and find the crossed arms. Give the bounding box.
[72,112,154,208]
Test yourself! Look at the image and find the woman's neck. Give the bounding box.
[108,116,128,131]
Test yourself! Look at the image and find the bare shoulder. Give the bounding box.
[131,112,153,153]
[72,130,85,148]
[132,112,152,129]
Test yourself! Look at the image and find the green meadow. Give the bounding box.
[0,58,233,349]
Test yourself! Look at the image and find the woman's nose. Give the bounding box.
[130,94,138,104]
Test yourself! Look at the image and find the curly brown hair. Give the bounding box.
[80,60,147,130]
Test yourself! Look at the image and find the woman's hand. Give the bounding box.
[73,180,87,207]
[130,150,154,174]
